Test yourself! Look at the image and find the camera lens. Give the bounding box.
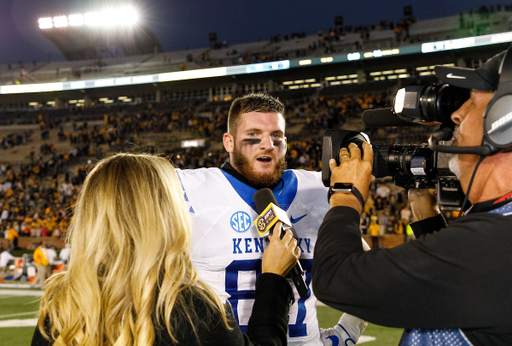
[394,84,470,125]
[372,144,437,188]
[419,85,469,124]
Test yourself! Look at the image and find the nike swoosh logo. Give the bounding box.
[290,214,307,224]
[446,73,466,79]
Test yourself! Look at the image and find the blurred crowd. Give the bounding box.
[195,3,512,67]
[0,88,440,253]
[0,159,80,251]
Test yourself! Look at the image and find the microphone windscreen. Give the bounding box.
[254,188,279,213]
[432,127,453,141]
[362,108,416,127]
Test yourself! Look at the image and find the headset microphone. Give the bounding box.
[428,128,494,156]
[432,127,454,141]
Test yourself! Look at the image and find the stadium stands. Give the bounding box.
[2,7,511,89]
[0,4,508,252]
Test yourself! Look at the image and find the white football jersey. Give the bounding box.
[177,168,329,346]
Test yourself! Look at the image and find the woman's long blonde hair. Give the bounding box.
[37,153,229,345]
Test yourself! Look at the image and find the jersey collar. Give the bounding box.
[220,167,298,213]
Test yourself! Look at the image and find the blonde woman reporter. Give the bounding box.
[31,153,300,346]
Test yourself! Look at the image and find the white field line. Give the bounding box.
[359,336,377,343]
[0,289,44,296]
[0,318,37,327]
[0,291,42,328]
[0,311,38,319]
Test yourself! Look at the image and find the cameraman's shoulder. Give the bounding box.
[428,212,512,240]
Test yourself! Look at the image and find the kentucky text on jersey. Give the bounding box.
[233,237,311,254]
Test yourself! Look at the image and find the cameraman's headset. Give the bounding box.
[429,46,512,156]
[428,46,512,210]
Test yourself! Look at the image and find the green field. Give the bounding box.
[0,327,36,346]
[0,296,40,321]
[0,294,40,346]
[0,291,403,345]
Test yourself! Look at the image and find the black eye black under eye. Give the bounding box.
[273,141,285,149]
[242,138,261,145]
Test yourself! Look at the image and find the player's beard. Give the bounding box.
[232,146,287,189]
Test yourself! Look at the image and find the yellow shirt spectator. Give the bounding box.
[7,228,19,240]
[48,220,56,232]
[33,246,49,266]
[369,223,380,237]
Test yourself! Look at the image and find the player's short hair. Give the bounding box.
[227,93,285,136]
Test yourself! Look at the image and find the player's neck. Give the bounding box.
[220,162,280,190]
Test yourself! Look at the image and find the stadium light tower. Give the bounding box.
[52,16,68,28]
[38,6,162,60]
[68,14,84,27]
[39,6,139,29]
[38,17,53,29]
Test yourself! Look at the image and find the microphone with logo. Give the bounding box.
[253,188,309,299]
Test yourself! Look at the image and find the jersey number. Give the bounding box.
[225,258,313,337]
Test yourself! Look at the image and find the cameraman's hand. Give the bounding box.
[329,142,373,214]
[262,222,301,277]
[408,188,441,221]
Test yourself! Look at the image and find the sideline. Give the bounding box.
[0,289,44,296]
[0,283,35,290]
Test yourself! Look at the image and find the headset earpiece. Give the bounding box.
[483,47,512,155]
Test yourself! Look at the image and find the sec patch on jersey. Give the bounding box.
[230,211,252,233]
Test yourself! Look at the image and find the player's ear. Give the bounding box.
[223,132,234,154]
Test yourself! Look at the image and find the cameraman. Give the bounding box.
[313,49,512,345]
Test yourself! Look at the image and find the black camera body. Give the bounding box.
[322,130,465,211]
[321,81,473,210]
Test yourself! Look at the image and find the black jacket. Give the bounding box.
[32,273,293,346]
[312,201,512,346]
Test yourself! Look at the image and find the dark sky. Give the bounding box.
[0,0,494,65]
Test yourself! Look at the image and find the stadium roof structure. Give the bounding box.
[3,29,512,95]
[41,23,164,61]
